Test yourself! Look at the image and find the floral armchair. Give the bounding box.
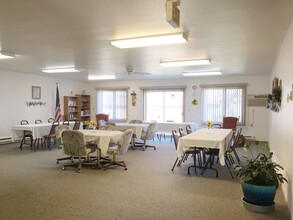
[61,130,95,172]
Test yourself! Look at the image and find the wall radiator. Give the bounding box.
[0,136,12,145]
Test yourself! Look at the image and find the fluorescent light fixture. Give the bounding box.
[160,58,211,67]
[42,67,79,73]
[111,32,188,48]
[182,71,222,76]
[0,51,16,59]
[88,75,116,80]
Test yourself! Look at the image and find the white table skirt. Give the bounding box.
[177,128,233,165]
[12,121,82,141]
[116,123,148,139]
[80,130,123,156]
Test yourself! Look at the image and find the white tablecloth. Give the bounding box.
[115,123,148,139]
[157,122,198,132]
[12,121,81,141]
[177,128,232,165]
[80,130,123,156]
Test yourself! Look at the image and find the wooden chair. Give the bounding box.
[19,120,33,151]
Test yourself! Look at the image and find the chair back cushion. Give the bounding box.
[62,130,87,156]
[222,117,238,130]
[118,129,134,154]
[129,120,143,124]
[55,125,70,148]
[99,124,117,131]
[98,120,107,127]
[142,122,157,140]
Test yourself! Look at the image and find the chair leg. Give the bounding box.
[171,158,179,171]
[201,154,219,178]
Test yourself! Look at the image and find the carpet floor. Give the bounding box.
[0,139,290,220]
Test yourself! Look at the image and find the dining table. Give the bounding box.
[79,129,123,168]
[12,121,80,142]
[177,128,233,166]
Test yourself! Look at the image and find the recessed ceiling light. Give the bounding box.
[182,71,222,76]
[88,75,116,80]
[160,58,211,67]
[0,51,16,59]
[42,67,80,73]
[111,32,188,48]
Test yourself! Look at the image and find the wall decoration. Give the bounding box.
[266,77,282,112]
[191,85,198,105]
[32,86,41,99]
[287,84,293,102]
[131,91,137,106]
[26,101,46,107]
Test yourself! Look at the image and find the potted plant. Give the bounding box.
[232,141,287,211]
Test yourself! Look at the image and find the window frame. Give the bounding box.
[96,88,128,122]
[200,83,247,126]
[141,86,186,123]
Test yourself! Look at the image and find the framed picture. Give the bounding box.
[32,86,41,99]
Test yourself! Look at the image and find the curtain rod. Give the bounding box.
[95,86,130,90]
[139,85,187,90]
[200,83,248,88]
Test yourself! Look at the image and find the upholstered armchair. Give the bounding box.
[129,119,143,124]
[99,124,118,131]
[61,130,95,172]
[102,129,134,170]
[98,120,107,128]
[55,125,73,164]
[135,122,157,151]
[96,114,109,128]
[212,116,238,131]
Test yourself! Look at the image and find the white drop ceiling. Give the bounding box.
[0,0,292,81]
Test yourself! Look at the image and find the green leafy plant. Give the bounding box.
[232,141,287,188]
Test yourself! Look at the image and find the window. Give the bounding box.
[143,87,185,122]
[96,89,127,121]
[200,84,246,125]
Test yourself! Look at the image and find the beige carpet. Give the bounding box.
[0,139,290,220]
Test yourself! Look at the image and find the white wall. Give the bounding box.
[87,74,270,141]
[270,18,293,217]
[0,70,86,139]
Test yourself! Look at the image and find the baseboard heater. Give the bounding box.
[0,136,12,145]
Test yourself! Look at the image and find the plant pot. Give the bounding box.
[241,182,277,206]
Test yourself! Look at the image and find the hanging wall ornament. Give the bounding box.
[131,91,137,106]
[191,85,198,105]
